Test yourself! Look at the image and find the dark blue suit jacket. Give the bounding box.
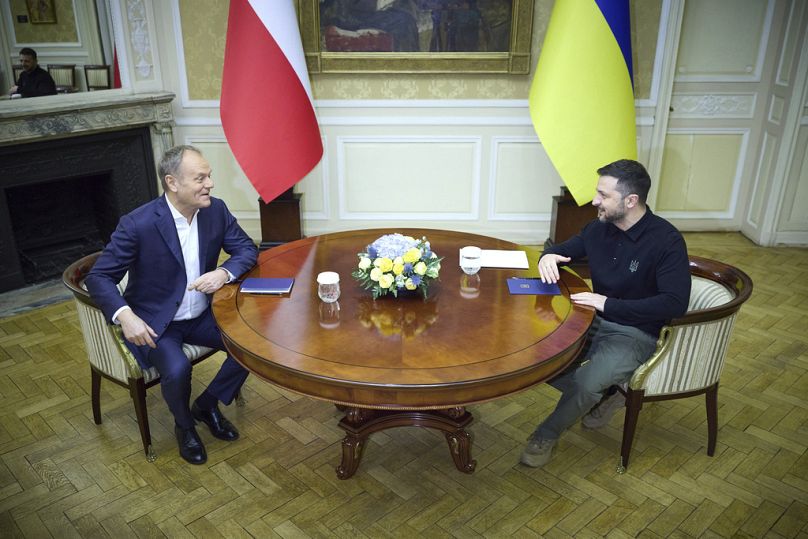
[85,196,257,368]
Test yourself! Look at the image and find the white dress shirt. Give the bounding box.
[166,196,207,320]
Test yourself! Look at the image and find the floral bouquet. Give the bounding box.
[352,233,442,299]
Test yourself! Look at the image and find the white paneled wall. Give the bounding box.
[133,0,808,246]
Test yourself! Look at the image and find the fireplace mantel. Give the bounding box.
[0,91,176,292]
[0,91,176,152]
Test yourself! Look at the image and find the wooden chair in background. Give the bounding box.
[83,64,111,91]
[12,64,24,84]
[47,64,76,93]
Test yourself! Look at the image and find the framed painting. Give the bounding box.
[299,0,534,74]
[26,0,57,24]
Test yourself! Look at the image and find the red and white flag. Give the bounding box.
[221,0,323,203]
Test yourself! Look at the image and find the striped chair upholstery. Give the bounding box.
[64,252,217,462]
[617,256,753,473]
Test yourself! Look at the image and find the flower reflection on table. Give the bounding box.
[357,296,439,338]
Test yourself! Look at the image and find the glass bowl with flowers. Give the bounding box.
[352,233,442,299]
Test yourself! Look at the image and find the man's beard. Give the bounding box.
[598,205,626,224]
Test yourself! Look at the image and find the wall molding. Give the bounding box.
[675,0,774,83]
[775,0,802,87]
[657,127,749,220]
[487,136,547,222]
[336,135,481,221]
[670,93,757,119]
[746,131,777,229]
[768,95,785,125]
[773,231,808,245]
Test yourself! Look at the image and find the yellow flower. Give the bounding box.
[393,262,405,276]
[370,267,382,281]
[393,256,404,265]
[358,257,371,270]
[378,273,394,289]
[403,248,421,264]
[414,261,427,275]
[375,257,393,272]
[405,278,416,290]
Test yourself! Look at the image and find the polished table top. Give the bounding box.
[213,229,594,410]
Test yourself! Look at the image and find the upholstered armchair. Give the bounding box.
[617,255,753,473]
[63,252,221,461]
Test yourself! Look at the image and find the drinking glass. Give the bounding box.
[460,273,481,299]
[317,271,340,303]
[459,246,482,275]
[319,301,341,329]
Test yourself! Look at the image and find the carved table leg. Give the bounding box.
[445,429,476,474]
[336,432,366,479]
[335,406,476,479]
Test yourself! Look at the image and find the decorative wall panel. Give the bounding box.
[337,137,480,220]
[488,137,562,220]
[658,131,746,218]
[670,93,756,119]
[676,0,772,82]
[747,132,777,228]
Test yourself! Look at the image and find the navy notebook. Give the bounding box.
[507,278,561,295]
[240,277,294,295]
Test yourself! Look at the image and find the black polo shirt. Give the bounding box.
[16,66,57,97]
[544,208,691,337]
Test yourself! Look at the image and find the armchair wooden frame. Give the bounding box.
[616,255,753,473]
[63,252,228,462]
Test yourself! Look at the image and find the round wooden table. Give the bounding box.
[212,229,593,478]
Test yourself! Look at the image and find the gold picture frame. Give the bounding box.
[299,0,533,74]
[26,0,57,24]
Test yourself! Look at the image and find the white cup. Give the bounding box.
[317,271,340,303]
[459,246,482,275]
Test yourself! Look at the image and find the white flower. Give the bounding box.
[358,257,371,270]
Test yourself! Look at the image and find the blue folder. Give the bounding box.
[240,277,294,294]
[507,278,561,295]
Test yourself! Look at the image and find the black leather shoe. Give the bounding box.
[191,402,240,441]
[175,425,207,465]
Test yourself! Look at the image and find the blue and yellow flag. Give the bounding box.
[529,0,636,205]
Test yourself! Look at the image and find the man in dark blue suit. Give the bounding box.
[86,145,258,464]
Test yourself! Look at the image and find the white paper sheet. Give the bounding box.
[457,249,529,269]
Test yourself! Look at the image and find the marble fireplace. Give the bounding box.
[0,92,176,292]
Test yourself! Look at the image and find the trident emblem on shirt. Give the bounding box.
[629,260,639,272]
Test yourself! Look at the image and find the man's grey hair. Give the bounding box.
[158,144,202,190]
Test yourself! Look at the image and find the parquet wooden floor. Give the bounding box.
[1,232,806,538]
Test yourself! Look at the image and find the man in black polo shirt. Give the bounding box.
[521,159,691,467]
[8,48,57,98]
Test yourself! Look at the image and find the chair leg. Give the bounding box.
[618,388,644,474]
[129,377,156,462]
[91,367,102,425]
[706,382,719,456]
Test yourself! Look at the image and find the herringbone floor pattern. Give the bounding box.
[1,232,806,538]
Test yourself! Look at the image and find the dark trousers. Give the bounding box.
[147,308,248,429]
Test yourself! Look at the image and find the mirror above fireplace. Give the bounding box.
[0,0,125,95]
